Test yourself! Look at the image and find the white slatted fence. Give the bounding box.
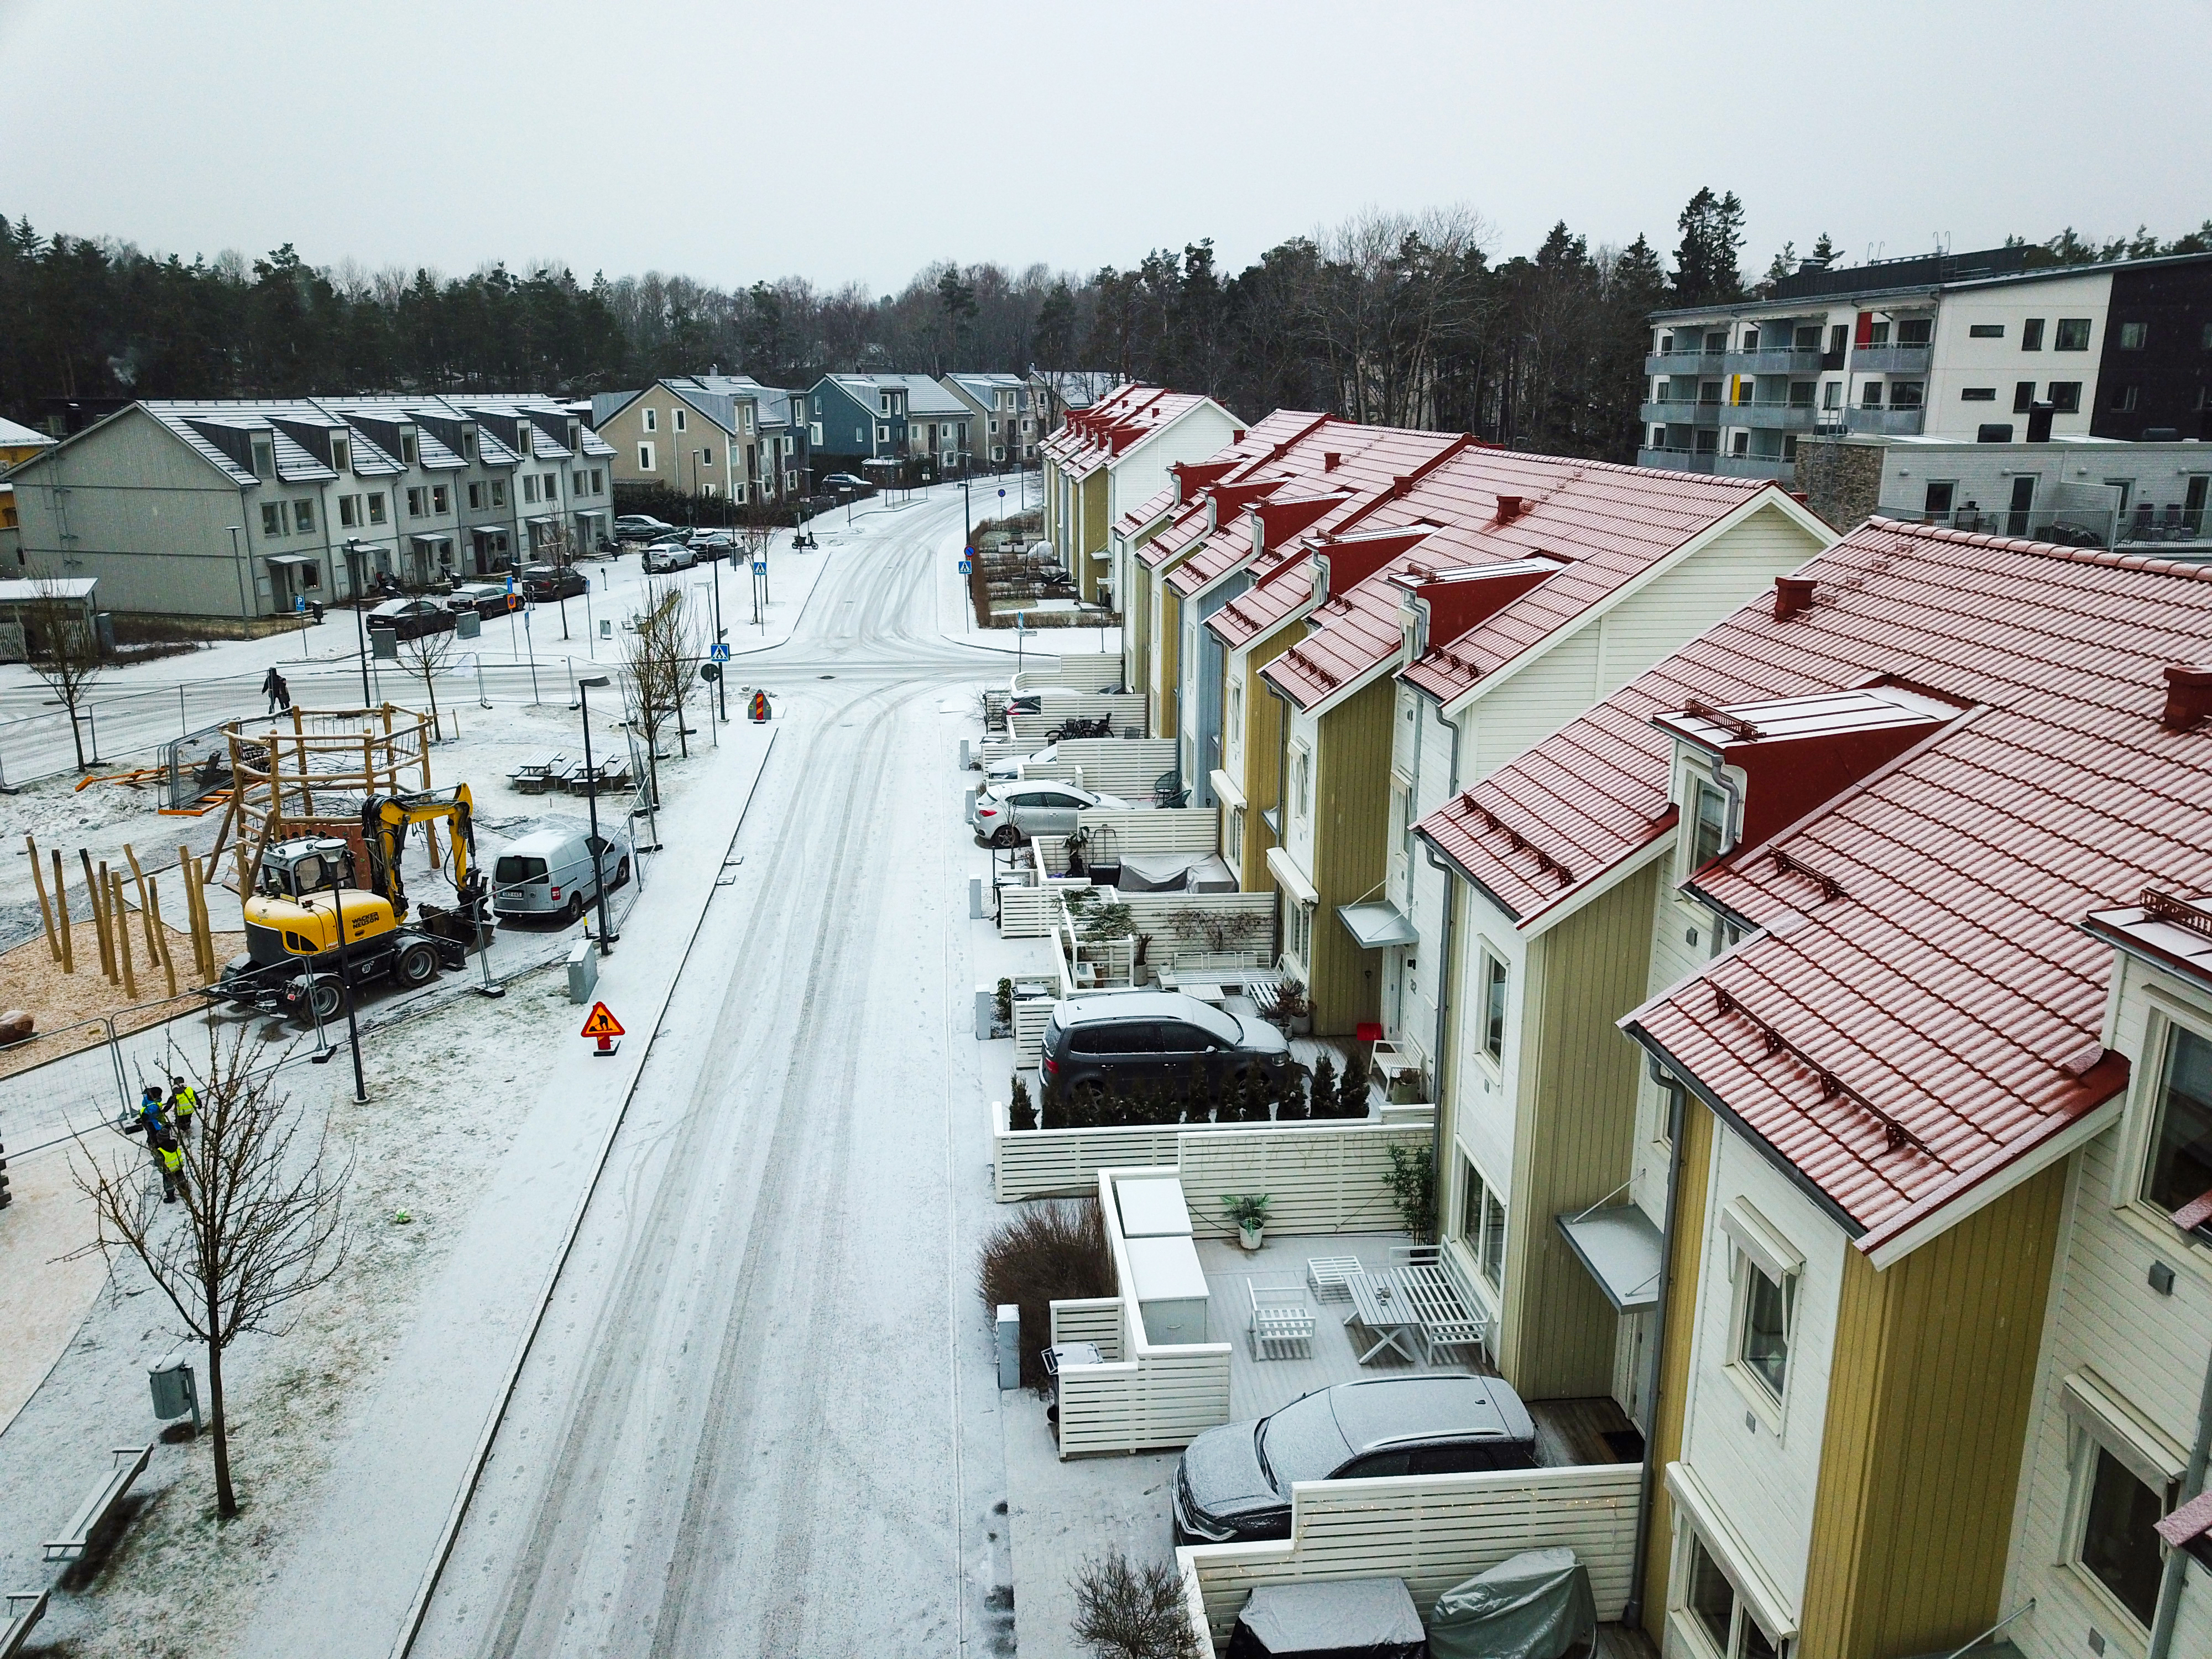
[1014,651,1125,693]
[1020,739,1180,799]
[1076,808,1218,859]
[992,1109,1433,1208]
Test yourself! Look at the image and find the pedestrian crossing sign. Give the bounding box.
[580,1002,624,1039]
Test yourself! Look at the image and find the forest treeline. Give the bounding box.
[4,192,2207,465]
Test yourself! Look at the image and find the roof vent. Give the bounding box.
[1773,575,1818,621]
[2162,664,2212,731]
[1495,494,1526,523]
[1324,451,1342,472]
[1232,429,1245,442]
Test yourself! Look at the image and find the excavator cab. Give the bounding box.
[243,836,400,967]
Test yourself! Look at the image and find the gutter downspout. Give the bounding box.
[1623,1054,1690,1630]
[1419,708,1464,1209]
[2147,1343,2212,1658]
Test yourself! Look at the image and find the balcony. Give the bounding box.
[1844,405,1927,436]
[1714,453,1799,482]
[1639,399,1720,427]
[1642,347,1726,376]
[1722,346,1827,375]
[1647,399,1818,432]
[1850,342,1932,374]
[1636,445,1717,474]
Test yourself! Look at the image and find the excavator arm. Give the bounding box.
[362,786,480,922]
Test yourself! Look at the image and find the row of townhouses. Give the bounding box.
[1046,344,2212,1653]
[6,394,617,620]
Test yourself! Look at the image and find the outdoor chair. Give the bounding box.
[1248,1278,1317,1359]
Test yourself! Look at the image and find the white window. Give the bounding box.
[2062,1373,2179,1632]
[541,472,559,499]
[1720,1201,1801,1416]
[743,408,753,432]
[1478,949,1509,1066]
[637,442,655,472]
[260,502,282,536]
[733,483,747,504]
[400,431,418,465]
[406,487,424,517]
[461,428,477,459]
[674,408,687,432]
[1459,1157,1506,1290]
[466,482,482,510]
[1286,897,1313,965]
[1681,1530,1788,1659]
[331,437,349,472]
[877,423,891,444]
[251,436,274,477]
[701,448,715,469]
[643,408,656,433]
[523,474,539,504]
[340,495,358,528]
[2140,1019,2212,1228]
[1227,807,1244,865]
[1688,778,1732,873]
[368,492,386,525]
[810,422,823,447]
[430,486,447,514]
[1290,745,1311,822]
[489,479,505,507]
[590,469,603,494]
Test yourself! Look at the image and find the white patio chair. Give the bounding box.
[1248,1278,1317,1359]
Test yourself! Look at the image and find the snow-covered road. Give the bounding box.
[378,487,1019,1657]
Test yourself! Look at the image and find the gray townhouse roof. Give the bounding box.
[1029,369,1124,410]
[0,415,54,447]
[591,390,638,428]
[22,393,613,489]
[946,372,1030,409]
[821,372,971,418]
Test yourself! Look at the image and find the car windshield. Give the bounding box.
[493,855,548,885]
[1256,1393,1353,1492]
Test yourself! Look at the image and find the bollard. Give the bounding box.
[974,985,996,1041]
[995,1305,1021,1391]
[969,876,985,921]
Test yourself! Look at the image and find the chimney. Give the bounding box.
[1495,494,1525,523]
[2162,664,2212,731]
[1773,575,1818,621]
[1232,429,1245,442]
[1324,451,1342,472]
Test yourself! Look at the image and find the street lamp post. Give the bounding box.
[345,538,372,704]
[322,856,368,1104]
[577,675,616,955]
[228,525,250,629]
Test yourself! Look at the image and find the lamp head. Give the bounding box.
[579,675,611,690]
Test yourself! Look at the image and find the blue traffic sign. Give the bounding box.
[752,560,768,576]
[958,558,972,575]
[709,641,731,662]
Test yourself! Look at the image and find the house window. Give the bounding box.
[1738,1261,1789,1398]
[2022,319,2046,351]
[1681,1531,1785,1659]
[2077,1445,2167,1627]
[1924,480,1957,518]
[368,493,386,525]
[638,443,655,472]
[674,408,687,433]
[1730,431,1749,457]
[1890,381,1924,408]
[2119,321,2148,351]
[1291,747,1311,822]
[1897,317,1932,346]
[2143,1022,2212,1225]
[2112,384,2140,412]
[251,436,274,478]
[2015,382,2038,412]
[467,483,482,510]
[1689,780,1731,870]
[489,480,506,507]
[1969,323,2005,338]
[1479,951,1508,1066]
[523,474,539,504]
[1459,1157,1507,1290]
[1227,807,1243,865]
[877,424,891,444]
[331,437,349,472]
[2048,382,2083,414]
[1721,1202,1799,1413]
[542,472,559,499]
[400,431,418,464]
[2055,318,2093,351]
[406,487,424,517]
[260,502,282,536]
[1820,381,1841,410]
[643,408,656,433]
[1284,895,1313,966]
[430,486,447,514]
[340,495,359,528]
[1860,382,1885,408]
[1961,387,1996,401]
[701,448,715,469]
[591,469,603,493]
[461,429,477,459]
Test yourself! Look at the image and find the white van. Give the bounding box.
[491,827,632,921]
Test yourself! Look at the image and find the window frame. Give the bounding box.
[643,408,656,433]
[2054,317,2093,352]
[637,442,655,472]
[1719,1202,1801,1426]
[1478,948,1509,1068]
[2022,318,2046,352]
[1457,1155,1508,1294]
[2135,1009,2212,1238]
[1674,1526,1791,1659]
[2119,321,2148,351]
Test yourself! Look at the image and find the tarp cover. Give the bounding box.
[1118,852,1199,891]
[1426,1547,1597,1659]
[1183,855,1238,893]
[1225,1576,1423,1659]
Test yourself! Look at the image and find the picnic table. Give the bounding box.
[1344,1270,1424,1364]
[509,754,568,794]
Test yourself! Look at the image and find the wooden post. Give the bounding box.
[84,852,115,982]
[148,875,179,997]
[111,869,138,1001]
[123,844,160,959]
[178,844,202,978]
[186,852,214,982]
[26,834,58,961]
[424,817,444,874]
[52,850,74,974]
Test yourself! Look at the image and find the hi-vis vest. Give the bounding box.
[158,1141,182,1174]
[173,1086,197,1118]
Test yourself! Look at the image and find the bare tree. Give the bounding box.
[19,569,105,770]
[72,1028,352,1519]
[398,623,458,741]
[1072,1549,1201,1659]
[619,576,697,792]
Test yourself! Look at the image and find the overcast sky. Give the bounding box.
[4,0,2204,295]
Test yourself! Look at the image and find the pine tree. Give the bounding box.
[1672,186,1747,306]
[1310,1055,1337,1120]
[1811,231,1837,267]
[1338,1053,1370,1120]
[1010,1076,1036,1132]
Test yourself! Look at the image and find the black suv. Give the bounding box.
[1174,1376,1537,1543]
[521,564,587,601]
[1041,992,1289,1096]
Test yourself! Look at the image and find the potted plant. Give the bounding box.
[1222,1193,1272,1251]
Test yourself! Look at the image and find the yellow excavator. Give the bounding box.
[214,786,487,1020]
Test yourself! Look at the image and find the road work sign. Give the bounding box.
[581,1001,624,1056]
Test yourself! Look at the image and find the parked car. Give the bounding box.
[642,540,696,573]
[967,781,1129,846]
[689,529,738,560]
[491,827,633,923]
[821,472,868,491]
[1042,992,1289,1097]
[446,581,524,618]
[1173,1376,1538,1545]
[521,564,588,601]
[614,514,676,542]
[984,741,1058,782]
[364,597,457,641]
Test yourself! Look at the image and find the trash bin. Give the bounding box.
[149,1348,200,1430]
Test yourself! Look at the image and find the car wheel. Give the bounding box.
[990,824,1020,848]
[565,892,585,922]
[613,857,632,888]
[397,942,440,987]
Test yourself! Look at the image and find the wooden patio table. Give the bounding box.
[1343,1270,1423,1364]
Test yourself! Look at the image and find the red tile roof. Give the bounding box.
[1113,482,1178,540]
[1134,410,1336,572]
[1262,451,1783,714]
[1442,520,2212,1251]
[1039,382,1224,479]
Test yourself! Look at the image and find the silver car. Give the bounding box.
[968,781,1130,847]
[642,540,695,573]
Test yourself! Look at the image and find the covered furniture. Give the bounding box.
[1225,1575,1423,1659]
[1426,1547,1597,1659]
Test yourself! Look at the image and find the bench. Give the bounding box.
[44,1445,152,1561]
[1307,1255,1363,1302]
[1248,1278,1317,1359]
[1396,1260,1488,1366]
[1,1593,46,1659]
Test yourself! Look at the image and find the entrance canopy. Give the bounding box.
[1337,901,1418,950]
[1555,1203,1663,1312]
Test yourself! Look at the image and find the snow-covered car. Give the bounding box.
[967,781,1130,847]
[614,514,676,542]
[364,598,457,641]
[984,742,1057,782]
[642,541,696,573]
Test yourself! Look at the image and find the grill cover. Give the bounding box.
[1426,1548,1596,1659]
